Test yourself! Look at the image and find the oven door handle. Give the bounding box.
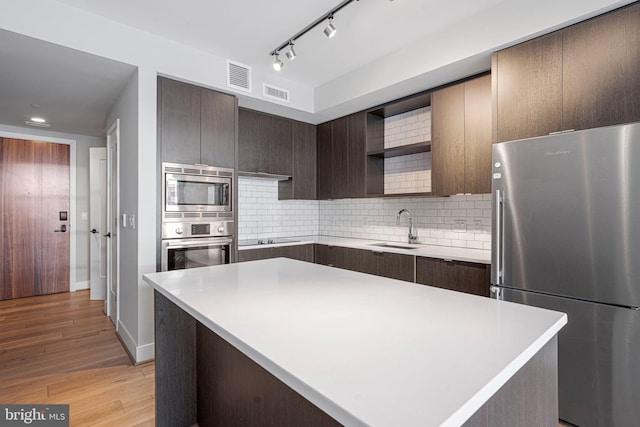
[164,239,232,249]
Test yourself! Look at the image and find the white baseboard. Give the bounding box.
[117,320,155,363]
[116,320,137,360]
[73,280,90,291]
[136,342,155,363]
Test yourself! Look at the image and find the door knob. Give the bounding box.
[54,224,67,233]
[104,232,111,238]
[90,229,99,234]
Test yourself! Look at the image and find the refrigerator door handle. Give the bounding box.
[495,189,504,285]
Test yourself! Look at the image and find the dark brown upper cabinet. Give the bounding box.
[432,83,465,196]
[332,116,350,199]
[493,2,640,143]
[238,108,292,176]
[562,2,640,132]
[432,74,492,196]
[158,76,236,168]
[200,88,237,169]
[463,75,493,194]
[347,113,367,198]
[279,121,317,200]
[316,122,333,200]
[493,33,563,143]
[316,112,370,200]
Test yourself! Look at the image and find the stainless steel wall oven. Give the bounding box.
[161,221,233,271]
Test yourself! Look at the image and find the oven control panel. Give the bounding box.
[162,221,233,239]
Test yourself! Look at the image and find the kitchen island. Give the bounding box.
[143,258,566,427]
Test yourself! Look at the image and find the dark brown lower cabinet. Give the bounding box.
[375,252,415,282]
[315,245,414,282]
[238,245,314,263]
[416,257,491,297]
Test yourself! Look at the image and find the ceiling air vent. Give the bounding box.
[263,84,290,103]
[227,60,251,92]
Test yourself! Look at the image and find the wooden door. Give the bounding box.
[0,138,70,300]
[494,32,563,142]
[562,2,640,131]
[432,83,465,196]
[200,88,236,168]
[159,77,201,164]
[464,75,493,194]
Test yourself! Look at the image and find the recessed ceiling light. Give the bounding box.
[30,117,46,123]
[25,120,51,128]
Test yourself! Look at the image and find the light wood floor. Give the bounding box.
[0,290,155,426]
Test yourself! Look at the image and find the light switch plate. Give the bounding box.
[81,212,88,221]
[121,213,127,228]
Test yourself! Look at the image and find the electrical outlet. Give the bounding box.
[454,220,467,231]
[129,214,136,229]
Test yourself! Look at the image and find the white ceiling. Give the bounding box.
[0,0,634,136]
[0,28,136,137]
[53,0,506,87]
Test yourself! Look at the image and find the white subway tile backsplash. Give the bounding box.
[239,178,491,250]
[238,177,319,240]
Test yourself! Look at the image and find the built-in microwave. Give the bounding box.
[162,162,233,222]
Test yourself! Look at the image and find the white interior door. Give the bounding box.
[89,147,107,301]
[106,120,119,328]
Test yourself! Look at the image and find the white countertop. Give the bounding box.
[238,235,491,264]
[144,259,565,427]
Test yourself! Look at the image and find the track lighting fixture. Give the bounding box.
[285,42,297,61]
[268,0,360,71]
[323,16,337,39]
[272,52,284,71]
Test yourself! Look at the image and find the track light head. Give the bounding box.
[285,42,297,61]
[272,53,284,71]
[323,16,336,38]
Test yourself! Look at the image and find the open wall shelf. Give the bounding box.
[367,141,431,158]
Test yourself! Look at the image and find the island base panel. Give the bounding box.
[155,290,559,427]
[154,291,342,427]
[463,336,558,427]
[155,290,198,427]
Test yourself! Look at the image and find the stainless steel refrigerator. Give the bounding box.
[491,122,640,427]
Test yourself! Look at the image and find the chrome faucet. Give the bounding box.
[396,209,417,244]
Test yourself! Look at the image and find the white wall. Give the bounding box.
[0,123,105,288]
[106,70,141,358]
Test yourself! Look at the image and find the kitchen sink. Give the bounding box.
[368,242,422,250]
